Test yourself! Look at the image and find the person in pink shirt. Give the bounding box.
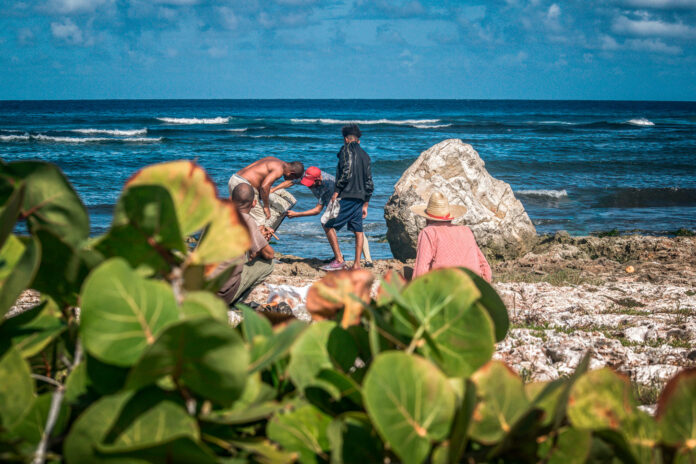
[411,191,492,282]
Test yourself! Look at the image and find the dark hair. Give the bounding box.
[287,161,304,179]
[231,183,255,209]
[342,124,361,139]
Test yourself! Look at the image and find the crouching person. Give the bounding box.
[217,183,275,305]
[411,191,492,282]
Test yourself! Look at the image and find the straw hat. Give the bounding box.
[410,191,467,222]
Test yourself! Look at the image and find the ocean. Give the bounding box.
[1,99,695,260]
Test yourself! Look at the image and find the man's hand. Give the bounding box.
[362,203,368,219]
[330,192,338,203]
[286,210,298,218]
[260,226,274,241]
[264,206,271,219]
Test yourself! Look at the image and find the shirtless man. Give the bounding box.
[228,157,304,224]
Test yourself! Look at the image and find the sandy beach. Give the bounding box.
[243,232,696,405]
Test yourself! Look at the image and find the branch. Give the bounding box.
[32,342,83,464]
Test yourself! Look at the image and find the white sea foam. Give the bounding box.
[72,128,148,136]
[32,134,161,143]
[157,117,230,124]
[536,120,578,125]
[626,118,655,126]
[0,134,31,142]
[412,123,452,129]
[227,128,248,132]
[516,189,569,199]
[290,118,441,125]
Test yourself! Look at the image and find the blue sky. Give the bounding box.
[1,0,695,100]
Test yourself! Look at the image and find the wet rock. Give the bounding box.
[384,139,537,260]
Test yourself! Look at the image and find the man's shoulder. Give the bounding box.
[241,212,259,228]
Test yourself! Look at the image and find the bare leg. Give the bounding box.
[324,227,344,263]
[352,231,364,269]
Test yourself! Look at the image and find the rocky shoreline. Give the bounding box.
[9,233,696,405]
[249,233,696,404]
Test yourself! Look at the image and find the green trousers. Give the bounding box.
[233,257,274,303]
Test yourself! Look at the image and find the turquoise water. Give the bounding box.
[2,99,695,259]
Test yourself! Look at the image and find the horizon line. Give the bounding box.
[1,98,696,103]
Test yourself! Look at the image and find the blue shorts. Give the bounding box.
[325,198,364,233]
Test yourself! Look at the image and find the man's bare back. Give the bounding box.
[236,157,285,190]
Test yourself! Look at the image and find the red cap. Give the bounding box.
[300,166,321,187]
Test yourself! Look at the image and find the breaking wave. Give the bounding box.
[0,134,31,142]
[72,128,148,136]
[516,189,569,199]
[626,118,655,127]
[157,117,230,124]
[412,123,452,129]
[227,128,248,132]
[5,134,163,143]
[290,118,441,126]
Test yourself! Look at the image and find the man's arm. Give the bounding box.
[287,202,323,218]
[333,146,351,199]
[259,166,284,219]
[271,179,294,194]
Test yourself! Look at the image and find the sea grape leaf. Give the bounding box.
[525,379,566,428]
[287,321,358,392]
[266,401,332,464]
[3,161,89,247]
[125,160,218,237]
[200,372,279,425]
[126,318,248,406]
[10,393,69,448]
[0,234,40,319]
[228,437,297,464]
[447,379,477,464]
[64,362,89,404]
[96,185,184,273]
[85,353,130,396]
[188,200,251,266]
[0,299,65,358]
[98,437,217,464]
[537,427,592,464]
[0,344,35,430]
[326,412,383,464]
[179,291,228,322]
[399,268,495,378]
[469,361,530,445]
[241,305,273,342]
[458,267,509,341]
[79,258,179,367]
[656,369,696,452]
[363,351,456,464]
[248,320,306,375]
[32,228,101,307]
[305,269,374,328]
[0,180,24,249]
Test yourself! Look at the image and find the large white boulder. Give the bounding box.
[384,139,537,260]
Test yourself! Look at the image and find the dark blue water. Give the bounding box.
[2,100,695,259]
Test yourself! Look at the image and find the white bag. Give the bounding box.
[321,199,340,226]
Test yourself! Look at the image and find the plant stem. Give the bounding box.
[32,342,82,464]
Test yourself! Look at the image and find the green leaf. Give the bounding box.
[657,369,696,451]
[85,354,129,396]
[0,299,66,358]
[458,268,509,342]
[248,320,306,375]
[568,368,638,431]
[537,427,592,464]
[32,228,101,307]
[0,180,24,249]
[80,258,179,367]
[267,401,331,464]
[326,412,383,464]
[96,185,185,274]
[287,321,358,392]
[3,161,89,247]
[10,393,69,447]
[65,362,89,404]
[0,234,40,319]
[469,361,530,445]
[125,160,218,237]
[399,268,495,378]
[188,200,251,266]
[241,305,273,342]
[525,379,566,428]
[126,318,248,406]
[363,352,456,464]
[179,291,228,322]
[227,437,297,464]
[99,437,217,464]
[447,379,476,464]
[0,344,35,430]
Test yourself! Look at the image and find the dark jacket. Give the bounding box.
[334,141,374,202]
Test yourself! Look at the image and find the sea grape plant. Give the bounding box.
[0,158,695,463]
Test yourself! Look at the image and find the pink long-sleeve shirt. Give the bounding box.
[412,223,492,282]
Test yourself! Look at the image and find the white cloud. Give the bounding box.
[216,6,239,30]
[547,3,560,20]
[626,38,682,53]
[17,28,34,45]
[51,18,83,45]
[618,0,696,8]
[612,15,696,37]
[600,34,620,50]
[45,0,110,14]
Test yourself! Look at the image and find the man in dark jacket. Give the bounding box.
[322,124,374,271]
